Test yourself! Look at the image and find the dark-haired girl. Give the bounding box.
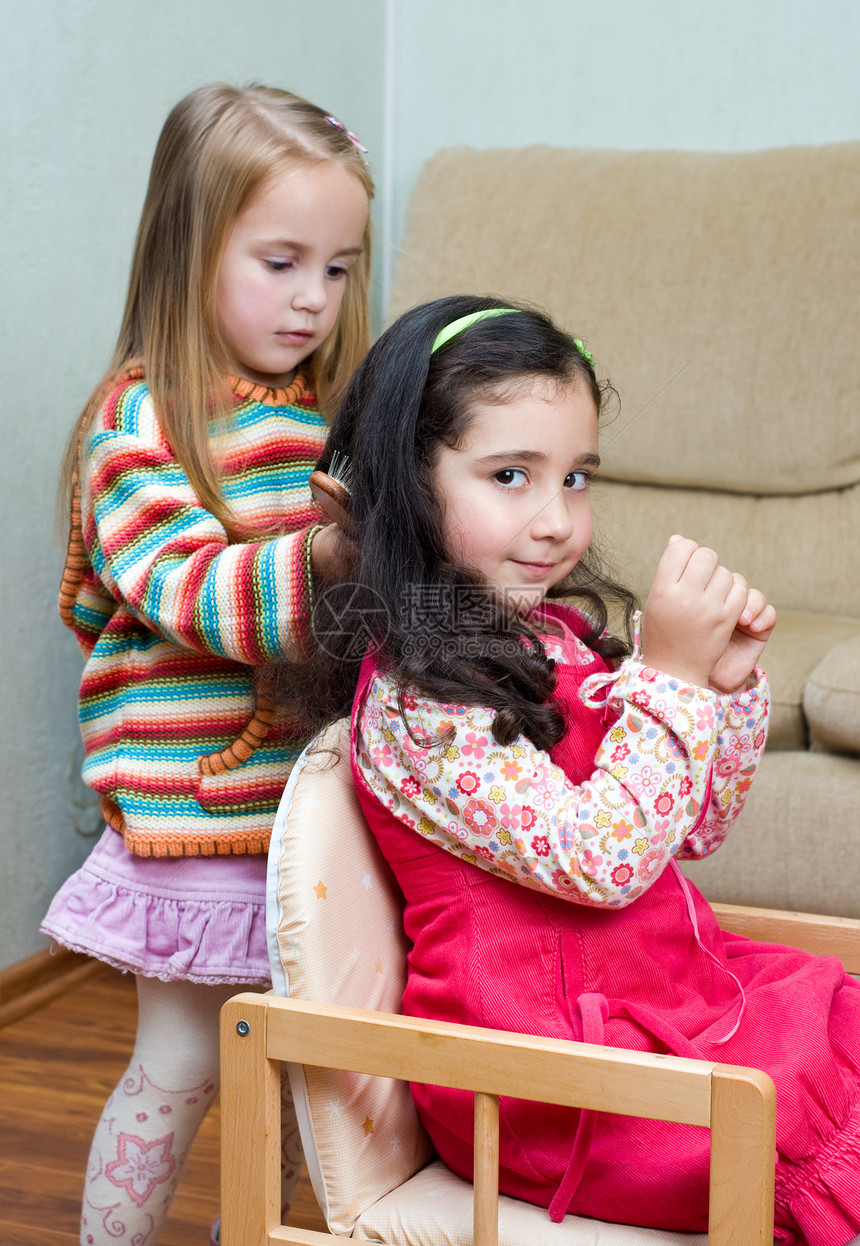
[289,296,859,1245]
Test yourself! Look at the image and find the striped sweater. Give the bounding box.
[60,367,328,857]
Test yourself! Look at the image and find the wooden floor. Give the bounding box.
[0,963,327,1245]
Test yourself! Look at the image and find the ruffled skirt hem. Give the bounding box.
[40,827,272,986]
[775,1091,860,1246]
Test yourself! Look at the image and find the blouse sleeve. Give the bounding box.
[676,671,769,860]
[80,385,321,665]
[355,661,770,909]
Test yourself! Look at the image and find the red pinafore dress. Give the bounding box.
[350,613,860,1245]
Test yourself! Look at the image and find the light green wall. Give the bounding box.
[2,0,859,968]
[386,0,860,287]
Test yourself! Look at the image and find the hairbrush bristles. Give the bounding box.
[327,450,353,492]
[309,452,353,532]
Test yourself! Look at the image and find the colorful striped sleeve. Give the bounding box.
[80,383,319,664]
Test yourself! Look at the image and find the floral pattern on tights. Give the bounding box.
[105,1132,177,1207]
[356,646,769,909]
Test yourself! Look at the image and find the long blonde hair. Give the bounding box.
[60,83,374,535]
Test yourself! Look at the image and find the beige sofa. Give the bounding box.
[388,142,860,919]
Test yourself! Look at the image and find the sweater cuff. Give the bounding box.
[295,524,325,657]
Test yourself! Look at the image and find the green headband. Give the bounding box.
[430,307,595,366]
[430,308,519,353]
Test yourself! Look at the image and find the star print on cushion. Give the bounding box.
[105,1132,177,1207]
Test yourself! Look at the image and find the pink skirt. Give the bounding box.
[41,827,271,985]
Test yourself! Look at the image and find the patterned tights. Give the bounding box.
[80,976,302,1245]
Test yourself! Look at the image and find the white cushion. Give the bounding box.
[354,1160,707,1245]
[267,720,434,1236]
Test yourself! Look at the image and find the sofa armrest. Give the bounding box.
[756,612,860,750]
[804,633,860,756]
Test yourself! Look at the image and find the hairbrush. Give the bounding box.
[309,450,353,533]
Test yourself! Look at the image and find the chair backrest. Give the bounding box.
[266,719,434,1236]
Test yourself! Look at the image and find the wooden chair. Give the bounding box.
[220,721,860,1246]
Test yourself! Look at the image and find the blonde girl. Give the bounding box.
[42,83,372,1245]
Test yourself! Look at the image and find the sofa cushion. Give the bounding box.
[745,612,860,751]
[590,477,860,623]
[389,142,860,500]
[679,751,860,918]
[805,635,860,755]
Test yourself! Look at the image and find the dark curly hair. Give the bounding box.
[274,294,636,752]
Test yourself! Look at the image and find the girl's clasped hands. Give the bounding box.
[643,533,777,694]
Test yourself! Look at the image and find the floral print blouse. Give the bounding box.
[355,627,769,910]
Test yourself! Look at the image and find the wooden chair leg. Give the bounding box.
[221,995,282,1246]
[708,1065,776,1245]
[473,1092,500,1246]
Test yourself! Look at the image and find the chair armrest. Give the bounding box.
[713,902,860,972]
[260,995,733,1122]
[221,993,776,1246]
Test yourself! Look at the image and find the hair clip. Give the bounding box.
[324,115,368,154]
[573,338,595,367]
